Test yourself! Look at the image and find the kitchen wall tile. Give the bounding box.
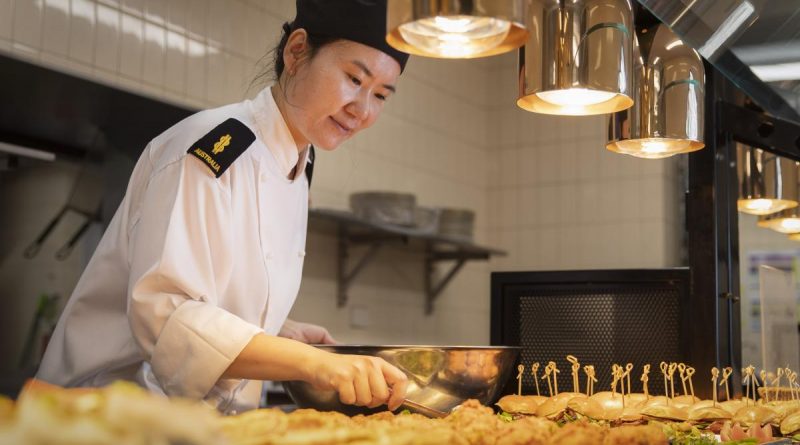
[69,0,96,65]
[94,3,119,73]
[122,0,145,17]
[119,12,144,79]
[144,0,166,25]
[165,0,188,32]
[227,0,247,56]
[537,227,561,269]
[577,181,601,223]
[205,46,226,104]
[13,0,43,50]
[42,0,70,57]
[516,146,538,186]
[164,29,186,94]
[261,0,294,21]
[538,184,560,226]
[559,183,578,223]
[576,140,600,181]
[536,143,559,184]
[0,0,13,40]
[184,0,206,39]
[499,186,518,229]
[517,228,540,269]
[206,0,227,48]
[496,147,518,188]
[185,38,207,101]
[141,21,165,87]
[640,178,666,221]
[518,185,540,227]
[558,142,579,182]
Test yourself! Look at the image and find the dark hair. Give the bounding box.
[251,22,339,91]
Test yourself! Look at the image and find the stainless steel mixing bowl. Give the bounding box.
[283,345,520,416]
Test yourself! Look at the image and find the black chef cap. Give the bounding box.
[294,0,410,72]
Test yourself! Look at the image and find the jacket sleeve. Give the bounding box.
[126,155,262,399]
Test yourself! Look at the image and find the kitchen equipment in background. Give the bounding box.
[24,159,104,260]
[438,208,475,241]
[284,345,520,416]
[517,0,634,115]
[736,144,798,215]
[491,269,692,398]
[607,22,706,159]
[18,293,60,370]
[386,0,527,59]
[350,191,416,226]
[412,206,440,234]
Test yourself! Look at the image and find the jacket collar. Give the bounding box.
[252,86,310,179]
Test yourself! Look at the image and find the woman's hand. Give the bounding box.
[305,351,408,411]
[279,318,337,344]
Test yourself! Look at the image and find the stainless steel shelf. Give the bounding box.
[309,208,506,314]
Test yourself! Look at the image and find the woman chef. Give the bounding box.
[37,0,410,414]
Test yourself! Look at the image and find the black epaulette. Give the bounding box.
[187,118,256,178]
[305,145,315,187]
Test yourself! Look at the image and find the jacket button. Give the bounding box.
[298,251,306,257]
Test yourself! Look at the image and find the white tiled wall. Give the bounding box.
[0,0,684,356]
[484,54,684,272]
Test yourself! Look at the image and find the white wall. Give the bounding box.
[484,53,685,272]
[0,0,686,374]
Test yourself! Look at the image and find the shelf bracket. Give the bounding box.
[336,226,388,307]
[425,245,481,315]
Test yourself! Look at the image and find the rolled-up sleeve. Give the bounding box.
[127,155,261,399]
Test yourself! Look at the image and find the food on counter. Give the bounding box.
[0,396,13,426]
[495,394,546,415]
[0,380,223,445]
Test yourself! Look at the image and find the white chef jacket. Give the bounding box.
[37,87,309,413]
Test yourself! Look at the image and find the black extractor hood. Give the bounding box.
[639,0,800,125]
[0,53,194,162]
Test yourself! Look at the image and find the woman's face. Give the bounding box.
[281,34,401,151]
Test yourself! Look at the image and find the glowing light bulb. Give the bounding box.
[607,138,697,159]
[433,16,473,33]
[399,15,511,58]
[640,140,670,154]
[738,199,794,215]
[777,218,800,233]
[536,88,617,107]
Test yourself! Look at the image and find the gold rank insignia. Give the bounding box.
[212,134,232,155]
[187,118,255,178]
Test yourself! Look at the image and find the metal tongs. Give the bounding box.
[399,399,447,419]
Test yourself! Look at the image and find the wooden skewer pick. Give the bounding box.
[542,363,553,397]
[660,362,669,404]
[584,365,597,397]
[567,355,580,394]
[625,363,634,396]
[742,367,751,404]
[550,361,560,396]
[760,370,768,402]
[721,367,733,401]
[668,363,678,399]
[771,368,784,401]
[686,367,696,399]
[641,364,651,400]
[784,367,794,400]
[678,364,688,396]
[532,362,541,397]
[516,364,525,396]
[711,367,719,407]
[611,364,621,397]
[751,366,760,402]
